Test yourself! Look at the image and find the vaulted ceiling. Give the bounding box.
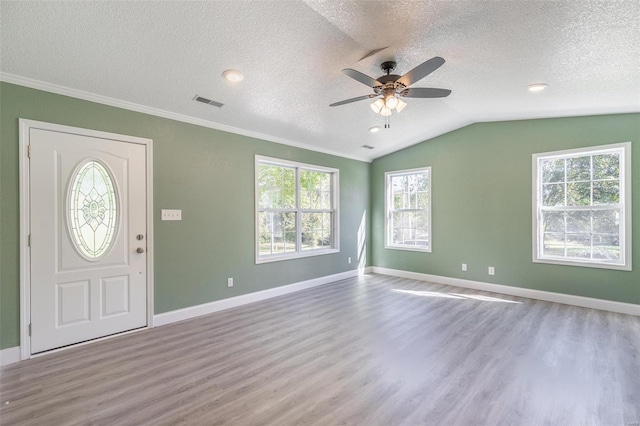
[1,1,639,161]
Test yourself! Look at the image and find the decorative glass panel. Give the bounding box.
[68,160,118,260]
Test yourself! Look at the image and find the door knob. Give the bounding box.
[136,247,145,253]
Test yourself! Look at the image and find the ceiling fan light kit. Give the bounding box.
[330,57,451,128]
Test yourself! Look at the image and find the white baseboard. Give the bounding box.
[0,346,21,367]
[154,268,371,327]
[372,267,640,316]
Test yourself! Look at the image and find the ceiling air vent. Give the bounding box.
[193,95,223,108]
[361,144,375,150]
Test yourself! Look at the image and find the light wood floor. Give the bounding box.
[1,273,639,425]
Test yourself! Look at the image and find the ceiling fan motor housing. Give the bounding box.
[380,61,397,74]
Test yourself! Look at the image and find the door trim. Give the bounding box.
[19,119,154,360]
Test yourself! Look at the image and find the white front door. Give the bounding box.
[28,124,149,354]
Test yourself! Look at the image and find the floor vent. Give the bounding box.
[193,95,223,108]
[361,144,375,150]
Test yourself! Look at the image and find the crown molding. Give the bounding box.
[0,73,372,163]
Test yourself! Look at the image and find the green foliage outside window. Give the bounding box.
[539,151,622,262]
[257,161,335,257]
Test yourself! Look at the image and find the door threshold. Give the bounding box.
[30,326,148,359]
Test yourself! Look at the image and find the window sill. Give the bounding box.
[256,248,339,264]
[533,257,631,271]
[385,244,432,253]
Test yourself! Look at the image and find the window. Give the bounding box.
[533,143,631,270]
[385,167,432,251]
[256,156,339,263]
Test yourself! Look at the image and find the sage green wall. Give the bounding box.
[2,81,637,351]
[0,82,371,349]
[372,114,640,305]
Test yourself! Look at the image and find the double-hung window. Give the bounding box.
[255,156,339,263]
[533,142,631,270]
[385,167,432,252]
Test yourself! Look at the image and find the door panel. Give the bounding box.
[30,128,147,354]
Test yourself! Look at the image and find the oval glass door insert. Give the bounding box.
[67,160,119,260]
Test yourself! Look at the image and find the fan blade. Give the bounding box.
[396,57,446,87]
[330,94,376,107]
[402,88,451,98]
[342,69,382,88]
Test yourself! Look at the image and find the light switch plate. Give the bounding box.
[161,209,182,221]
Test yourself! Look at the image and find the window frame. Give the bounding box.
[385,167,432,252]
[532,142,631,271]
[255,155,339,264]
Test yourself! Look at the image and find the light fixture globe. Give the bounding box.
[385,95,399,109]
[370,98,385,114]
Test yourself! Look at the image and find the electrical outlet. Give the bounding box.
[488,266,495,275]
[348,257,352,264]
[227,277,233,287]
[161,209,182,221]
[461,263,467,272]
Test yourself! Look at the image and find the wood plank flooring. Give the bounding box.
[1,273,639,425]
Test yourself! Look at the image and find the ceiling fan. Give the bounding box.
[330,57,451,122]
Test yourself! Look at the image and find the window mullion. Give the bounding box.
[295,167,301,254]
[269,211,275,255]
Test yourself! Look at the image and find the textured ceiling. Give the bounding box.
[1,1,639,161]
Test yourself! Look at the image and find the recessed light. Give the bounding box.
[361,144,375,150]
[369,126,380,133]
[527,83,548,92]
[222,69,243,82]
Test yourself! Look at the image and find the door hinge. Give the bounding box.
[28,234,31,247]
[28,323,32,336]
[27,145,31,158]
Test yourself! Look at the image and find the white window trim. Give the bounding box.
[385,167,432,253]
[255,155,340,264]
[532,142,632,271]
